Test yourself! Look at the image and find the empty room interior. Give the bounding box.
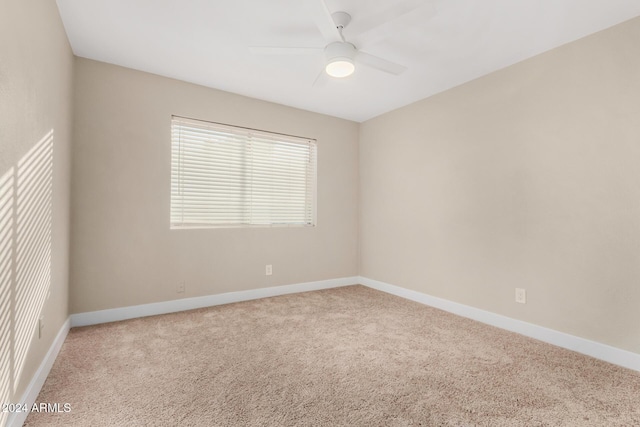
[2,0,640,425]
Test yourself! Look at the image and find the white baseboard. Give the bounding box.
[70,276,360,328]
[68,275,640,372]
[7,318,70,427]
[359,276,640,373]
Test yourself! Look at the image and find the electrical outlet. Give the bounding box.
[265,264,272,276]
[38,316,45,339]
[177,281,185,293]
[515,288,526,304]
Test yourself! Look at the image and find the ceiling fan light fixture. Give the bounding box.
[325,41,356,78]
[325,58,355,78]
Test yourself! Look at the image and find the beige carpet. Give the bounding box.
[25,285,640,426]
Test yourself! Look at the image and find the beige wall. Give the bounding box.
[70,58,359,313]
[360,17,640,354]
[0,0,74,420]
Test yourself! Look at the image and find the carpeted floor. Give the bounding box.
[25,285,640,426]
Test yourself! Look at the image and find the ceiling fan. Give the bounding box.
[249,0,435,85]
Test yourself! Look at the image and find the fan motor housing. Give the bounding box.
[325,41,356,62]
[325,42,356,77]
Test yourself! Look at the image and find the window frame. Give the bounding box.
[170,115,317,229]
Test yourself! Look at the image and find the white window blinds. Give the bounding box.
[171,116,317,228]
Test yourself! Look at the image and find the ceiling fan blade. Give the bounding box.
[249,47,323,55]
[352,0,436,45]
[356,51,407,75]
[304,0,342,43]
[312,70,329,87]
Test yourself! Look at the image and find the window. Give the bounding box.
[171,116,317,228]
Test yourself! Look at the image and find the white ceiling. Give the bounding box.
[55,0,640,122]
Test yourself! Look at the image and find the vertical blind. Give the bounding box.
[171,116,317,228]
